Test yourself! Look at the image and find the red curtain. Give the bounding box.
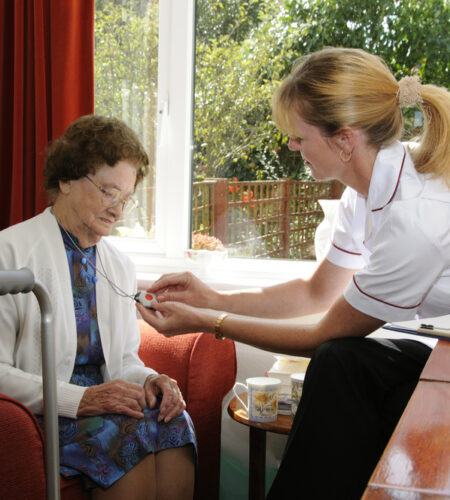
[0,0,94,230]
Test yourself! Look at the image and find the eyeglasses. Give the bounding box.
[85,176,138,213]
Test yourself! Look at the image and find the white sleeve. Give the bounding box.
[118,268,158,384]
[97,242,157,385]
[0,230,87,419]
[344,206,447,321]
[325,187,366,269]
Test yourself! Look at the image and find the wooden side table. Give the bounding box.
[228,393,293,500]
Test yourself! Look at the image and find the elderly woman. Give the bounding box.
[0,115,196,499]
[138,47,450,499]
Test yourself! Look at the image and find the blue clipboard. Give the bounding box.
[382,316,450,342]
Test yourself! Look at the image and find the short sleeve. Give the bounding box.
[325,187,366,269]
[344,205,447,321]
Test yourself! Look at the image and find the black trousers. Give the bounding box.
[266,337,432,500]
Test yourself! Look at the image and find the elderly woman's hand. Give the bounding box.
[144,373,186,423]
[77,379,147,419]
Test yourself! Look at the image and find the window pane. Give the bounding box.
[94,0,159,238]
[192,0,336,261]
[192,0,446,262]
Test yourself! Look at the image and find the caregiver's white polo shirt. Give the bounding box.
[324,140,450,322]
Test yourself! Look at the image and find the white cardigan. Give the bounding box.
[0,208,156,418]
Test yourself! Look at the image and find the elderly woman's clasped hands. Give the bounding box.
[77,374,186,422]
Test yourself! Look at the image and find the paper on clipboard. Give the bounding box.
[383,314,450,341]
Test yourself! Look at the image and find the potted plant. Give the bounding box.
[184,233,227,277]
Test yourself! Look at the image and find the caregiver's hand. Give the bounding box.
[78,379,147,419]
[148,272,218,309]
[136,300,216,337]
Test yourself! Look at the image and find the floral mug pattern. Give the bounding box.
[291,372,305,415]
[233,377,281,422]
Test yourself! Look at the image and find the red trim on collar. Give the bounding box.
[352,275,421,310]
[372,147,406,212]
[331,240,362,256]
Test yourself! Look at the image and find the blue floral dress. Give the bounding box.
[38,228,197,489]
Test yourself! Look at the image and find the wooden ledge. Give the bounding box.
[363,340,450,498]
[420,340,450,383]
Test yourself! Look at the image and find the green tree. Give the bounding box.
[285,0,449,85]
[94,0,159,235]
[196,0,266,43]
[194,1,303,181]
[193,0,449,181]
[95,0,158,168]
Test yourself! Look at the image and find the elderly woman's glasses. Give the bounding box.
[85,176,138,213]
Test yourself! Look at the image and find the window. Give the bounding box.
[95,0,159,238]
[94,0,446,284]
[192,0,339,261]
[190,0,445,263]
[95,0,198,271]
[94,0,331,276]
[93,0,318,288]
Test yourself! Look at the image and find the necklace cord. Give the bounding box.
[58,220,136,301]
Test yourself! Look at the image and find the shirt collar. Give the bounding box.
[367,141,406,212]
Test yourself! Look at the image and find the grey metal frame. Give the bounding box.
[0,268,60,500]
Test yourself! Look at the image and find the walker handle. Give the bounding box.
[0,268,35,295]
[0,268,60,500]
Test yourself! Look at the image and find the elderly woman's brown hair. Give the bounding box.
[43,115,149,200]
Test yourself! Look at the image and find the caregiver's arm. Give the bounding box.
[150,258,356,319]
[212,295,385,356]
[138,295,385,358]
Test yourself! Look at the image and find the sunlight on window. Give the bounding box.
[92,0,441,264]
[192,0,440,262]
[192,0,334,261]
[94,0,159,238]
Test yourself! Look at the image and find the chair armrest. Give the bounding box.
[138,320,204,396]
[0,394,46,497]
[137,319,236,400]
[137,319,237,500]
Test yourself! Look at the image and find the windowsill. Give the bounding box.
[107,235,318,291]
[134,254,318,290]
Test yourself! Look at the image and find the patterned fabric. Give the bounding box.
[36,227,197,489]
[56,405,196,488]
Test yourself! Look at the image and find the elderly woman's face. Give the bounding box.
[58,161,137,246]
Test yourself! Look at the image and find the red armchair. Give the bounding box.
[0,320,236,500]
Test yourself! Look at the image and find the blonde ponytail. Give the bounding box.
[408,84,450,187]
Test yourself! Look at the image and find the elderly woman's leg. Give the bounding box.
[89,444,194,500]
[155,445,195,500]
[91,453,157,500]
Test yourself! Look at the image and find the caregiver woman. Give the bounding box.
[139,47,450,499]
[0,115,196,500]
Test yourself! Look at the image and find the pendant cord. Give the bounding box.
[56,216,136,301]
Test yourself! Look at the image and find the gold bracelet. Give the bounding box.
[214,312,229,340]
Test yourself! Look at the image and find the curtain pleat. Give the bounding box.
[0,0,94,231]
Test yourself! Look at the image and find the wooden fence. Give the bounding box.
[192,178,343,260]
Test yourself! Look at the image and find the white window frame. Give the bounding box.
[107,0,318,289]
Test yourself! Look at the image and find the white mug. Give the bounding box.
[233,377,281,422]
[291,372,305,415]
